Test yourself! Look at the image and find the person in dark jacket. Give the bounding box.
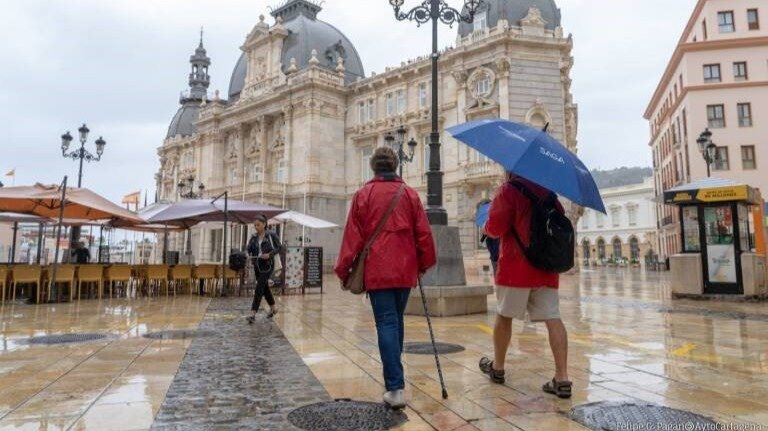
[246,214,281,323]
[335,147,437,409]
[73,242,91,264]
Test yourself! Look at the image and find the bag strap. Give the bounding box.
[362,183,406,254]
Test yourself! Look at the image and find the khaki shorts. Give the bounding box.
[496,287,560,321]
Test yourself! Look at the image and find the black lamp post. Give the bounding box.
[385,125,419,178]
[696,128,717,178]
[389,0,482,225]
[178,176,205,259]
[178,175,205,199]
[60,123,106,248]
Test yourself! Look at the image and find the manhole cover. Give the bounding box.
[142,329,214,340]
[403,342,464,355]
[288,400,406,431]
[26,333,108,345]
[570,402,718,431]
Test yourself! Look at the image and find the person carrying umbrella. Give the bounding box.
[246,214,280,322]
[447,119,608,400]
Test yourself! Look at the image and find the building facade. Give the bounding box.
[644,0,767,260]
[577,177,657,267]
[156,0,579,269]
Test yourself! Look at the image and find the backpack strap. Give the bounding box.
[507,180,554,251]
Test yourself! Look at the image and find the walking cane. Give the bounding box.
[417,276,449,399]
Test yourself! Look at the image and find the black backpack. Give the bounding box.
[509,181,575,273]
[228,251,248,271]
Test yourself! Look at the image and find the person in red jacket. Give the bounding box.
[478,173,572,399]
[335,147,436,409]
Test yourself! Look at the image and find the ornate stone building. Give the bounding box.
[156,0,578,269]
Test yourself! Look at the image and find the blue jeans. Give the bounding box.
[369,288,411,391]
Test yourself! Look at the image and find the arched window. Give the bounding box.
[581,239,590,260]
[612,238,623,258]
[630,237,640,259]
[597,239,606,259]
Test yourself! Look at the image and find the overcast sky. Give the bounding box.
[0,0,697,204]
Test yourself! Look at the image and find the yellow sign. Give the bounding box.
[695,186,748,202]
[672,192,693,202]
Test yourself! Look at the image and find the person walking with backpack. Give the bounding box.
[335,147,436,409]
[246,214,281,323]
[479,172,574,399]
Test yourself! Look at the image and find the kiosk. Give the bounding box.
[665,179,767,297]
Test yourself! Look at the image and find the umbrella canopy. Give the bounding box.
[447,119,606,213]
[475,203,490,228]
[145,198,287,228]
[0,184,145,223]
[270,211,338,229]
[0,212,50,224]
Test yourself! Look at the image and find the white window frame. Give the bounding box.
[386,93,396,117]
[418,83,428,108]
[367,99,375,122]
[396,89,406,114]
[476,76,491,97]
[361,147,374,182]
[358,101,366,123]
[474,11,487,31]
[276,159,287,184]
[249,163,262,183]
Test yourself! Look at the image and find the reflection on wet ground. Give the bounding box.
[0,269,766,430]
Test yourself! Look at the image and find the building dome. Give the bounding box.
[228,0,364,101]
[457,0,561,36]
[166,102,199,139]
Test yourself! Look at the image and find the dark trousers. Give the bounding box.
[369,288,411,391]
[252,270,275,312]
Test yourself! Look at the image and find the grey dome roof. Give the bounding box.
[458,0,561,36]
[166,102,199,139]
[228,1,364,100]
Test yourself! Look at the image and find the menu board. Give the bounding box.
[303,247,323,288]
[704,206,737,284]
[285,247,304,289]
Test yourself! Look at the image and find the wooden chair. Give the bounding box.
[144,265,169,296]
[76,265,105,300]
[193,264,217,296]
[169,265,193,295]
[0,266,8,304]
[11,265,43,303]
[47,265,76,302]
[104,265,132,298]
[215,266,240,296]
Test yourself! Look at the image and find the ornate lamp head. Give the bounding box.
[706,142,717,162]
[78,124,90,143]
[407,137,418,158]
[61,131,73,153]
[95,137,106,156]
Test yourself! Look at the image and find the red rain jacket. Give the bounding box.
[485,178,561,289]
[335,175,436,291]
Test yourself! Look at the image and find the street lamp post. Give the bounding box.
[385,125,419,178]
[60,124,106,248]
[178,176,205,259]
[696,128,717,178]
[389,0,482,225]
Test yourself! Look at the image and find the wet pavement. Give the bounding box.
[0,268,767,430]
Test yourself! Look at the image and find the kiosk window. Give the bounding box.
[682,206,701,252]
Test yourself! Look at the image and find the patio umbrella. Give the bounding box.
[0,181,144,301]
[270,211,338,229]
[447,119,606,213]
[145,199,286,228]
[0,183,144,224]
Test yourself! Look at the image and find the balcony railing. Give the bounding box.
[464,161,501,179]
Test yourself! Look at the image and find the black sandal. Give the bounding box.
[479,357,505,384]
[542,378,572,399]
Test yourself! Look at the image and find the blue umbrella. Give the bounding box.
[447,119,606,213]
[475,202,490,227]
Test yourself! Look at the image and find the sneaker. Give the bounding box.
[246,315,255,324]
[479,357,505,384]
[383,390,405,409]
[267,308,278,319]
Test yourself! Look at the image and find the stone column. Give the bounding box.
[259,116,269,202]
[496,59,511,119]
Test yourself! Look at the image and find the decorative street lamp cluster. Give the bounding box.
[178,175,205,200]
[60,123,106,246]
[389,0,483,225]
[60,124,106,188]
[696,128,717,178]
[385,125,418,177]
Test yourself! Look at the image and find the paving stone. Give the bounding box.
[150,297,332,430]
